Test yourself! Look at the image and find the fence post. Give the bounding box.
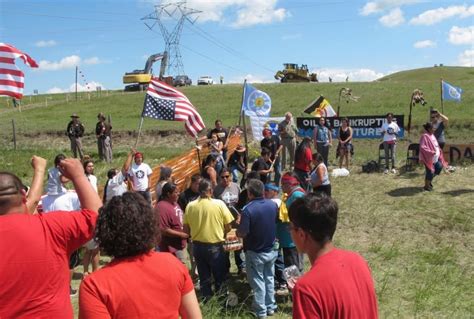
[12,119,17,150]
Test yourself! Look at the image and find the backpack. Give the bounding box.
[362,160,379,173]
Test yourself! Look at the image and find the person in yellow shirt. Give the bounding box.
[183,179,234,299]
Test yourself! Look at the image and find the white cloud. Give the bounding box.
[228,73,276,83]
[84,57,101,65]
[413,40,436,48]
[232,0,288,28]
[360,0,421,16]
[38,55,102,70]
[38,55,81,71]
[35,40,57,48]
[158,0,288,28]
[47,81,105,94]
[458,50,474,67]
[379,8,405,27]
[315,68,385,82]
[46,87,64,94]
[448,26,474,45]
[410,5,474,26]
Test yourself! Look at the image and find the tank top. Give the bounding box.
[339,127,351,142]
[310,163,330,186]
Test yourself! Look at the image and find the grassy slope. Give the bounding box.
[1,66,473,318]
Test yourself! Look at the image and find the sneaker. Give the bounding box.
[391,168,397,174]
[275,284,289,296]
[267,309,275,316]
[423,186,432,192]
[70,287,78,297]
[383,169,389,174]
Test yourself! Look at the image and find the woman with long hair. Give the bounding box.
[201,154,218,189]
[337,118,353,169]
[209,132,225,176]
[79,192,201,318]
[293,137,313,191]
[419,122,448,191]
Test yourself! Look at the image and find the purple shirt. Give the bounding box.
[155,201,185,252]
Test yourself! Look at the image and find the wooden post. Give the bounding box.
[12,119,17,150]
[440,78,444,114]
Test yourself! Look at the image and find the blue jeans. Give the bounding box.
[425,159,443,181]
[246,250,278,317]
[193,242,229,298]
[274,248,286,287]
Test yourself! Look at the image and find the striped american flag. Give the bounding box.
[0,43,38,99]
[142,77,205,138]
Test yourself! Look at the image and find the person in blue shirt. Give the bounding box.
[237,179,278,318]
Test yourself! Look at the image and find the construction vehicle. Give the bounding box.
[123,51,168,91]
[274,63,318,83]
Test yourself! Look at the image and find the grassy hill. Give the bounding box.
[0,66,473,318]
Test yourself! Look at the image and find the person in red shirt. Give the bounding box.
[155,182,189,262]
[0,157,102,319]
[79,192,201,319]
[288,194,378,319]
[293,137,313,191]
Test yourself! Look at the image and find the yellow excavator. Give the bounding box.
[274,63,318,83]
[123,51,168,91]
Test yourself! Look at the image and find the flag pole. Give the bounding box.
[440,78,444,114]
[195,138,202,171]
[407,92,414,135]
[134,117,144,148]
[238,80,247,127]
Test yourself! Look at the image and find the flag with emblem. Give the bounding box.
[242,82,271,117]
[303,95,337,117]
[441,80,463,102]
[142,78,205,137]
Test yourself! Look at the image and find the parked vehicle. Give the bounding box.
[198,76,214,85]
[174,75,192,87]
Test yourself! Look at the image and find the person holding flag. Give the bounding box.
[430,109,449,150]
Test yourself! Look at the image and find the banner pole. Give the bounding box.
[238,80,247,127]
[242,110,249,162]
[134,117,144,149]
[407,92,414,135]
[440,78,444,114]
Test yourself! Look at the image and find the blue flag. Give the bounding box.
[442,80,463,102]
[242,82,271,117]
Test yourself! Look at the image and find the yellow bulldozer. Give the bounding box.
[274,63,318,83]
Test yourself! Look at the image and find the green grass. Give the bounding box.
[1,66,473,318]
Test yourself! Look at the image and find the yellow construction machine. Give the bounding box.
[123,51,168,91]
[274,63,318,83]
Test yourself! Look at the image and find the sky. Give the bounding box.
[1,0,473,95]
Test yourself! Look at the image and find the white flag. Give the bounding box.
[249,116,285,141]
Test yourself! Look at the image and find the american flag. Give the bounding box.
[0,43,38,99]
[142,78,205,137]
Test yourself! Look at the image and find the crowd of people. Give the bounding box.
[2,110,451,319]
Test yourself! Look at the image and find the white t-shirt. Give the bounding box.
[105,171,128,203]
[86,174,98,193]
[128,163,153,191]
[42,191,81,212]
[381,121,400,142]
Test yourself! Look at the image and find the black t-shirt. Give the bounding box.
[260,136,280,160]
[178,188,200,211]
[251,157,270,183]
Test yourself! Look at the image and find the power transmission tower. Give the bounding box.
[142,1,201,76]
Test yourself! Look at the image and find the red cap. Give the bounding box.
[262,129,272,137]
[134,152,143,159]
[281,174,299,186]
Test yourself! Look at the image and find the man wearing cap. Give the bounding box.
[278,112,297,171]
[227,144,247,183]
[279,172,306,272]
[66,114,85,160]
[261,128,282,184]
[0,157,101,318]
[95,113,113,163]
[123,148,153,203]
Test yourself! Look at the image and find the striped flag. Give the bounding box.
[0,43,38,99]
[142,78,205,137]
